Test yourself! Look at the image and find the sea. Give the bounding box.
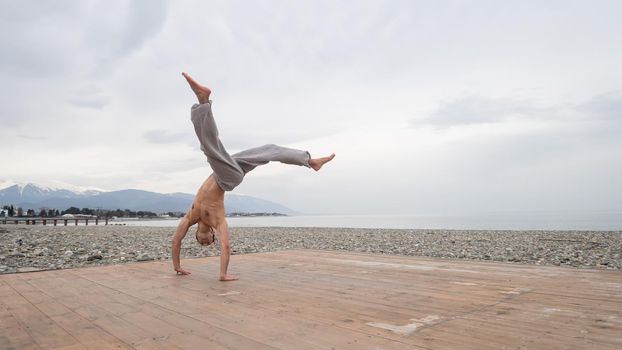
[115,211,622,231]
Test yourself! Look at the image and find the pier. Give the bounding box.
[0,217,108,226]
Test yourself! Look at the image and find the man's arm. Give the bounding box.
[172,216,192,275]
[216,221,239,281]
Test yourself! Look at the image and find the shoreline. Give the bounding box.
[1,225,620,274]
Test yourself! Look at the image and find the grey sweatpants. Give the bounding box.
[191,101,311,191]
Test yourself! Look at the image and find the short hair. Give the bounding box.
[195,225,215,245]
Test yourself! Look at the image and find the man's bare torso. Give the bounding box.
[187,175,226,229]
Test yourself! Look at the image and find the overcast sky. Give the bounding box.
[1,0,621,215]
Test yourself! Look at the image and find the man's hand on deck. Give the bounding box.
[175,267,192,275]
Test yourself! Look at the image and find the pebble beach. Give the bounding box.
[0,225,620,274]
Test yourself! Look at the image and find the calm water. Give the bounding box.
[116,211,622,231]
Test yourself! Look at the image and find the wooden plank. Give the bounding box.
[0,278,81,349]
[28,270,274,350]
[59,270,279,350]
[0,284,41,350]
[7,274,134,350]
[24,273,182,350]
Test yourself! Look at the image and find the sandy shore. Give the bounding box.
[0,225,620,273]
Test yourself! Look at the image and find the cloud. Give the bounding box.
[143,129,191,144]
[224,127,343,152]
[70,96,109,109]
[18,134,48,141]
[394,91,622,214]
[416,95,550,128]
[418,92,622,130]
[0,0,169,130]
[0,1,167,78]
[143,129,185,143]
[119,1,168,55]
[576,92,622,122]
[0,2,80,77]
[69,86,110,109]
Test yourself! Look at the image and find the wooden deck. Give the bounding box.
[1,250,621,350]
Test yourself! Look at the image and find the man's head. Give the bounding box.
[195,222,215,246]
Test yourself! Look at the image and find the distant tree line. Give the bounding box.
[60,207,160,218]
[227,212,287,217]
[1,204,184,218]
[1,205,16,217]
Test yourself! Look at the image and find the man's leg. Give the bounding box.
[183,73,244,191]
[232,144,335,175]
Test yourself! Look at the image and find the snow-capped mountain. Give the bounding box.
[0,182,101,202]
[0,180,102,196]
[0,181,296,214]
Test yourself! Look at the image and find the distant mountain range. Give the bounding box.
[0,182,297,215]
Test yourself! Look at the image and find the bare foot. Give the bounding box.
[309,153,335,171]
[182,72,211,104]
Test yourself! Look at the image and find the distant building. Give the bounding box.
[0,209,8,217]
[61,213,97,219]
[74,214,97,219]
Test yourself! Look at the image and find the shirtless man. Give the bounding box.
[172,73,335,281]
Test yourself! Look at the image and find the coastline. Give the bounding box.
[0,225,620,274]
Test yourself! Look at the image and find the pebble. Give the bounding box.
[33,248,48,256]
[0,225,619,274]
[137,254,154,262]
[87,254,103,261]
